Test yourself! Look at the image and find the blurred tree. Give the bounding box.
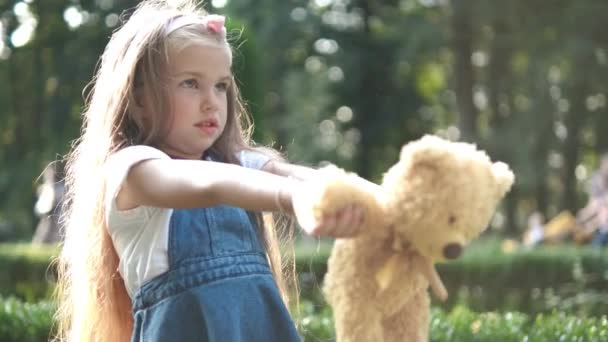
[1,0,608,237]
[557,0,603,212]
[326,0,432,179]
[449,0,478,143]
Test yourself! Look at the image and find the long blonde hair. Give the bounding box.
[54,1,295,341]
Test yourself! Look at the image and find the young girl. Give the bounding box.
[55,1,368,341]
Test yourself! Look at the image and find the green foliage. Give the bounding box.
[2,0,608,238]
[0,296,55,342]
[294,299,335,341]
[416,63,446,101]
[293,299,608,342]
[0,0,607,240]
[2,296,605,342]
[429,306,608,342]
[0,0,132,237]
[225,19,267,143]
[430,306,529,341]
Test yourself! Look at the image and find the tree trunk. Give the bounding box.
[561,52,594,211]
[561,106,584,212]
[533,97,553,217]
[595,108,608,153]
[487,2,518,234]
[353,0,375,179]
[450,0,478,143]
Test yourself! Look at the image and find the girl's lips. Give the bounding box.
[194,120,218,134]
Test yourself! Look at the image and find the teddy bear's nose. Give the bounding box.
[443,243,462,259]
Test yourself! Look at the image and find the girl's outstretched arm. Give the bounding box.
[117,158,295,213]
[117,158,368,238]
[263,160,382,237]
[262,160,319,181]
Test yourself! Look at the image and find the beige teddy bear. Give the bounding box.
[293,135,514,342]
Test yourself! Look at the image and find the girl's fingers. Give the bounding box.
[334,205,354,236]
[334,204,362,238]
[313,214,335,236]
[308,204,366,238]
[350,206,364,233]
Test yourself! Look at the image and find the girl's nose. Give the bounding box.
[201,88,219,111]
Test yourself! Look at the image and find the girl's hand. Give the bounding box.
[303,204,365,238]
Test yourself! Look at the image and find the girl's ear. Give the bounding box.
[129,86,148,119]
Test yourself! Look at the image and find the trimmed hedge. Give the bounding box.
[2,239,608,315]
[294,238,608,316]
[294,238,608,289]
[2,296,607,342]
[436,241,608,315]
[0,244,58,302]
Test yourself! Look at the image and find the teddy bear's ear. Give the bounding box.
[399,135,448,167]
[491,161,515,198]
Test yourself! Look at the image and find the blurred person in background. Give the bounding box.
[577,153,608,247]
[31,161,65,244]
[523,211,545,248]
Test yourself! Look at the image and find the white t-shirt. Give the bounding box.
[104,145,270,298]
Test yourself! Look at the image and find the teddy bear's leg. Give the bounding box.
[332,305,384,342]
[381,291,430,342]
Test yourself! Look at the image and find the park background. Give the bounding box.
[0,0,607,341]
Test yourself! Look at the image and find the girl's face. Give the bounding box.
[154,43,232,159]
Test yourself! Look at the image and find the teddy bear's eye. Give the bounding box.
[448,215,457,225]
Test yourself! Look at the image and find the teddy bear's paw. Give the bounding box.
[291,165,346,232]
[374,250,447,301]
[413,252,448,301]
[292,165,387,234]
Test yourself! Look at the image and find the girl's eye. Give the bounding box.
[215,81,230,92]
[181,79,198,88]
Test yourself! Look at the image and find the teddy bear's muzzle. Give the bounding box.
[443,243,463,259]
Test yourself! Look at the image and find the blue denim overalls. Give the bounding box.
[130,152,301,342]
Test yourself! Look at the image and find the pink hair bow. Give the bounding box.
[203,15,225,34]
[166,14,226,37]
